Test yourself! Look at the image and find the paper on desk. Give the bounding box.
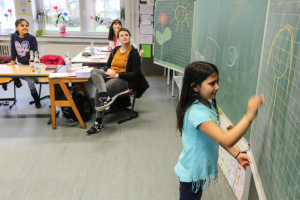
[84,49,90,53]
[95,51,107,55]
[75,68,93,72]
[72,57,92,62]
[49,72,77,78]
[95,46,108,51]
[71,63,83,68]
[88,55,108,59]
[85,46,108,51]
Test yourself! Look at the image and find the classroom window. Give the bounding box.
[0,0,16,32]
[42,0,81,32]
[85,0,120,33]
[39,0,120,36]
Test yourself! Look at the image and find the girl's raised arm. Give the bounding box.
[199,95,264,148]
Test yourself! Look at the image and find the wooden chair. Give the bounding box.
[0,78,17,109]
[105,50,145,124]
[0,56,16,109]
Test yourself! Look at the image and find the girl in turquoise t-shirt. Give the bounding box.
[175,61,264,200]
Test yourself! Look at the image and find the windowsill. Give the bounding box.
[0,34,108,43]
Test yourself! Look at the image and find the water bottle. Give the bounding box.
[68,56,72,69]
[34,51,40,73]
[65,50,70,69]
[90,39,95,56]
[65,54,70,69]
[29,50,35,72]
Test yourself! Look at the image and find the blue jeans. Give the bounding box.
[179,182,203,200]
[17,62,38,93]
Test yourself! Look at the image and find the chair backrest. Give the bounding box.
[40,54,66,65]
[0,55,11,64]
[139,50,145,62]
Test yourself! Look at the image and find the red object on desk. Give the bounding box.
[46,65,59,70]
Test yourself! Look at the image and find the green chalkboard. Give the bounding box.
[250,1,300,199]
[154,0,194,72]
[191,0,268,141]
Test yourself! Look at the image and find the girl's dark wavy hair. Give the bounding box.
[108,19,122,41]
[15,18,29,34]
[176,61,219,135]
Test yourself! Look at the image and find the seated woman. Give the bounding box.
[107,19,137,51]
[87,28,149,135]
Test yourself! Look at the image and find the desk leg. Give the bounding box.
[60,83,86,129]
[172,76,175,97]
[167,68,170,85]
[49,78,56,129]
[78,82,93,108]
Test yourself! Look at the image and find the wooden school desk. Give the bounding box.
[0,64,55,78]
[71,48,110,66]
[48,65,92,129]
[0,63,55,109]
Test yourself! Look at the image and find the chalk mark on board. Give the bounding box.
[287,110,299,129]
[205,36,220,67]
[226,46,239,67]
[170,2,193,33]
[195,50,205,61]
[266,24,293,125]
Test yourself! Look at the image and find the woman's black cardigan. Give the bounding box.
[103,46,149,98]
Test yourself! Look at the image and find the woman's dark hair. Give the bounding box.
[117,28,131,38]
[176,61,219,135]
[108,19,122,41]
[15,18,29,34]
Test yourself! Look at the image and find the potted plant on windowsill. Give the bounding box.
[53,6,71,35]
[90,14,104,27]
[36,10,49,36]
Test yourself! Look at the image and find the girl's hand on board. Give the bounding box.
[237,153,252,166]
[246,95,264,122]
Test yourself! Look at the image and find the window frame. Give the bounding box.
[42,0,119,37]
[0,0,17,35]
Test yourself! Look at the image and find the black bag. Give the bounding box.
[61,93,93,123]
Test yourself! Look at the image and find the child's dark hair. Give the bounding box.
[15,19,29,34]
[176,61,219,135]
[108,19,122,41]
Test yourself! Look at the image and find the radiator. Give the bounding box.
[46,44,93,58]
[0,43,11,56]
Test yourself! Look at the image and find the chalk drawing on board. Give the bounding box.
[156,13,172,60]
[226,46,239,67]
[265,24,293,125]
[205,36,220,67]
[194,50,205,61]
[170,2,193,33]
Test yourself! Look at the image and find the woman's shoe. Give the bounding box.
[96,96,114,111]
[86,122,104,135]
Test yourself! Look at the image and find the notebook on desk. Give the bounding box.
[45,65,60,70]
